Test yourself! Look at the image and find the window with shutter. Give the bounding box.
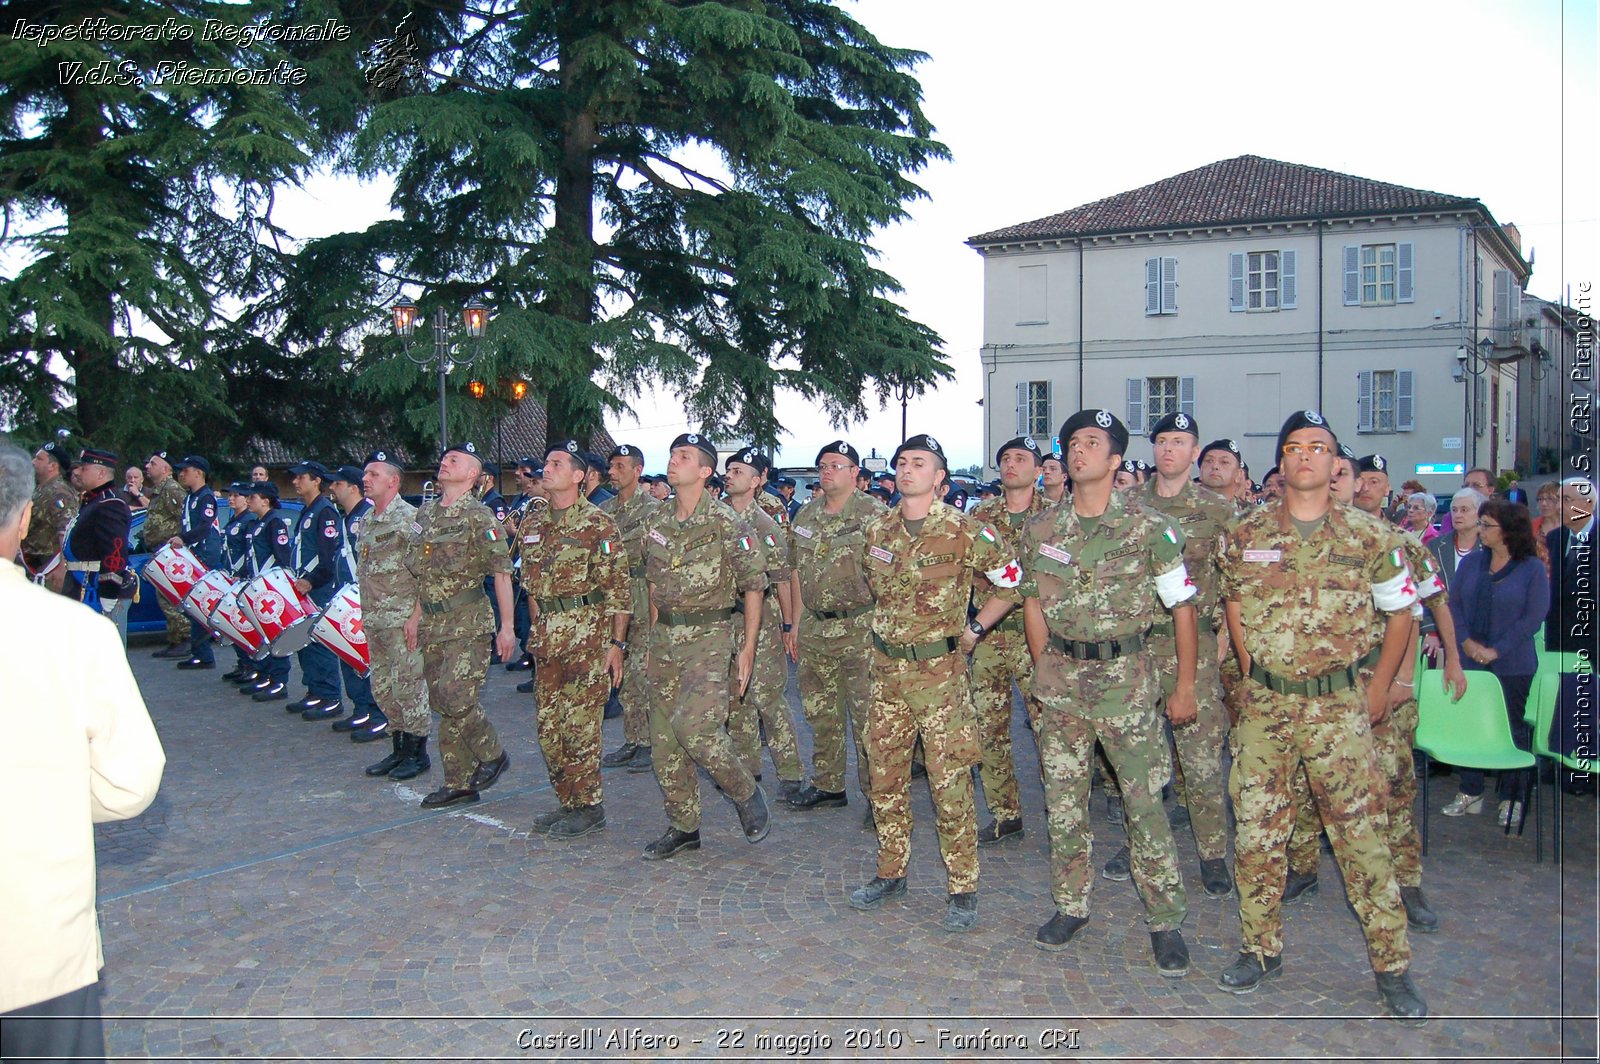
[1396,242,1414,303]
[1343,246,1361,305]
[1161,257,1178,313]
[1145,258,1161,315]
[1015,381,1029,435]
[1229,253,1245,312]
[1126,378,1145,434]
[1179,376,1196,418]
[1356,370,1374,432]
[1396,370,1415,431]
[1145,257,1177,315]
[1281,250,1297,309]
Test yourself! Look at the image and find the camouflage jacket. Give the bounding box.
[358,497,421,630]
[411,490,510,637]
[969,490,1055,603]
[729,498,790,587]
[756,490,789,527]
[519,494,631,620]
[143,476,185,543]
[599,488,663,579]
[643,489,767,613]
[1217,500,1418,680]
[1018,488,1195,644]
[1128,477,1235,635]
[789,489,878,613]
[864,499,1018,647]
[22,476,78,561]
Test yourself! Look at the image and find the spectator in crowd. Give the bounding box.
[1502,475,1529,506]
[1402,492,1441,544]
[1422,489,1484,663]
[1533,481,1561,539]
[1391,480,1425,523]
[1438,468,1495,540]
[1440,499,1548,825]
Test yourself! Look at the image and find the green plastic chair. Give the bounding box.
[1531,667,1597,863]
[1415,671,1538,858]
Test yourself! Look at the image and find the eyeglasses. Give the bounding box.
[816,462,855,473]
[1478,521,1500,529]
[1280,442,1333,456]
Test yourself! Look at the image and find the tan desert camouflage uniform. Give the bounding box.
[359,497,430,737]
[726,503,802,784]
[600,489,662,748]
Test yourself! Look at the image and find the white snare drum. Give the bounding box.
[211,588,267,659]
[146,544,207,607]
[311,586,368,675]
[182,570,237,629]
[240,569,318,656]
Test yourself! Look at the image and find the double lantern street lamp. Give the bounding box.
[390,296,490,453]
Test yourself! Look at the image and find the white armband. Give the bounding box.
[984,558,1023,588]
[1371,567,1419,612]
[1154,562,1197,609]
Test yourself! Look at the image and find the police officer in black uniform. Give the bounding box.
[219,481,260,683]
[242,481,295,700]
[63,448,135,642]
[167,456,223,669]
[286,460,345,716]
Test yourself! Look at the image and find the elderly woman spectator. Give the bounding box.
[1532,481,1561,539]
[1422,489,1484,661]
[1402,491,1441,544]
[1440,499,1548,825]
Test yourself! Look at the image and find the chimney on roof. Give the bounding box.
[1501,223,1521,252]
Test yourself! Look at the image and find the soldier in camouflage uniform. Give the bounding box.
[23,442,78,594]
[403,441,517,809]
[520,442,631,838]
[1215,411,1428,1026]
[785,441,878,813]
[1115,411,1238,900]
[359,450,433,782]
[849,433,1021,934]
[723,448,804,798]
[639,433,773,860]
[142,451,190,656]
[1017,409,1197,976]
[599,445,661,773]
[967,435,1053,845]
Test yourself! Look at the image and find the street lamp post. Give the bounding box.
[391,297,491,453]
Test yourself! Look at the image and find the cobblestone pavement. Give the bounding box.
[93,638,1598,1061]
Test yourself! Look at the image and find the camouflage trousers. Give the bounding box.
[1288,692,1420,887]
[1034,648,1186,928]
[620,576,652,746]
[969,621,1032,824]
[367,624,430,737]
[533,606,609,810]
[728,605,803,782]
[867,649,980,893]
[1230,681,1409,972]
[648,619,757,832]
[1156,635,1231,861]
[420,631,503,790]
[795,613,873,796]
[158,593,190,645]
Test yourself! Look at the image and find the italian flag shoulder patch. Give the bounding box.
[600,540,613,554]
[484,527,501,543]
[737,535,752,551]
[977,526,999,545]
[1390,547,1404,568]
[1162,526,1179,544]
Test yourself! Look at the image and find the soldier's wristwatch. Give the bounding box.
[610,639,628,651]
[966,620,985,637]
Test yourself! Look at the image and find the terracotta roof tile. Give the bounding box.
[968,155,1478,245]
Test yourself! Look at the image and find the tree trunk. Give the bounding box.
[61,84,117,442]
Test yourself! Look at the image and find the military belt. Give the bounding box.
[1148,617,1215,638]
[628,564,646,579]
[994,611,1025,634]
[64,560,100,572]
[809,603,873,622]
[872,633,959,661]
[655,606,736,627]
[1049,630,1149,660]
[420,587,483,616]
[1247,647,1382,696]
[538,592,603,613]
[731,585,777,613]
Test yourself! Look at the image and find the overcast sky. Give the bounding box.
[269,0,1597,471]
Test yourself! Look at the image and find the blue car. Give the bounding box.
[125,499,304,636]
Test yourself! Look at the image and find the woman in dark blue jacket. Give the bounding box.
[1441,499,1549,825]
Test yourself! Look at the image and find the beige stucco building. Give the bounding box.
[968,156,1533,485]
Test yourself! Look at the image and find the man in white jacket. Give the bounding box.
[0,437,166,1062]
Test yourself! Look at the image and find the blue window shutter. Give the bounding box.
[1162,257,1178,313]
[1015,381,1029,435]
[1145,258,1161,315]
[1229,253,1245,312]
[1397,242,1414,303]
[1356,370,1374,432]
[1343,246,1360,305]
[1396,370,1415,431]
[1126,378,1145,435]
[1281,249,1298,309]
[1180,376,1196,417]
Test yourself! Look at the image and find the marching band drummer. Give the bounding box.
[285,461,346,720]
[168,456,222,672]
[239,481,295,702]
[218,482,260,684]
[326,466,387,742]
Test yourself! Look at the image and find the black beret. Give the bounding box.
[707,473,726,493]
[1275,410,1336,460]
[78,447,119,469]
[1058,409,1130,459]
[247,480,279,499]
[1199,439,1241,464]
[1148,411,1199,442]
[1337,443,1356,461]
[146,450,170,464]
[727,446,770,473]
[546,440,590,471]
[892,433,947,470]
[1357,453,1389,475]
[608,444,643,464]
[36,441,73,471]
[995,436,1043,465]
[669,432,718,465]
[364,449,402,469]
[816,440,860,466]
[1120,458,1139,475]
[442,442,484,470]
[288,459,331,478]
[329,465,365,486]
